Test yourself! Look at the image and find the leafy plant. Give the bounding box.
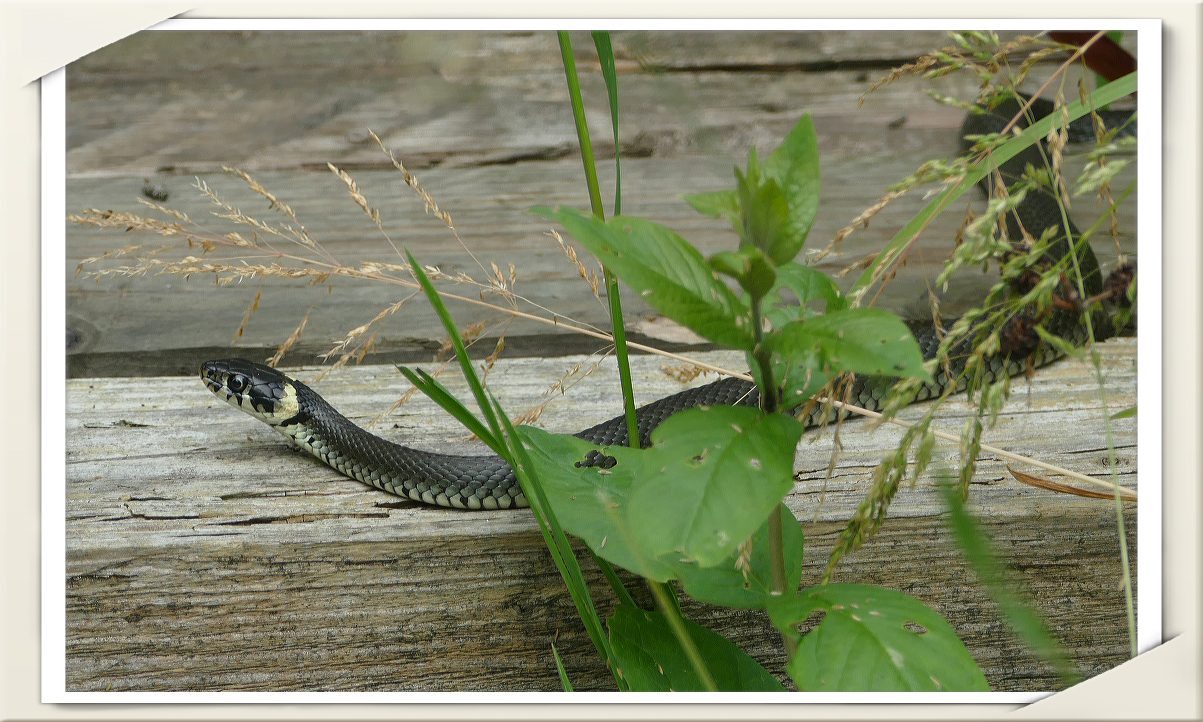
[395,33,999,692]
[69,30,1137,692]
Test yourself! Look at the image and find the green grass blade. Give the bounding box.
[848,72,1137,304]
[551,642,574,691]
[937,474,1081,686]
[395,365,504,456]
[559,30,641,451]
[558,31,604,219]
[591,30,622,216]
[493,394,628,690]
[404,248,502,441]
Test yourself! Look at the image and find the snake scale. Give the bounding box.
[201,95,1134,510]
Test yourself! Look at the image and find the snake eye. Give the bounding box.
[227,374,248,394]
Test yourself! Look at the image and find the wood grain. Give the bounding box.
[66,341,1138,692]
[65,30,1137,366]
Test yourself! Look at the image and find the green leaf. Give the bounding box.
[735,167,791,261]
[769,308,932,382]
[709,247,778,301]
[687,115,819,267]
[608,606,786,691]
[767,584,990,692]
[516,426,678,581]
[760,261,847,331]
[684,189,739,220]
[677,503,805,609]
[519,427,803,606]
[762,113,821,265]
[629,406,805,567]
[1110,406,1137,420]
[533,206,755,350]
[770,262,847,312]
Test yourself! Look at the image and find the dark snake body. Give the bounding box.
[201,96,1132,510]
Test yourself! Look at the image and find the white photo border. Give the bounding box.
[42,17,1162,705]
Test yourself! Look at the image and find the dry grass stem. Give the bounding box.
[511,350,612,427]
[550,229,604,302]
[370,130,453,229]
[222,166,315,246]
[821,190,908,263]
[660,364,705,383]
[268,308,312,367]
[328,162,383,228]
[136,198,193,224]
[233,288,263,341]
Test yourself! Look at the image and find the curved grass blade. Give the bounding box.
[848,72,1137,304]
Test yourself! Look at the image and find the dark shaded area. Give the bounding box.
[66,332,720,378]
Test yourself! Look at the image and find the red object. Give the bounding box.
[1047,31,1137,83]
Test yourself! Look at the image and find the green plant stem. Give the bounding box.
[558,30,642,452]
[749,294,796,659]
[605,269,642,450]
[592,550,638,609]
[768,507,797,660]
[646,580,718,692]
[749,295,779,414]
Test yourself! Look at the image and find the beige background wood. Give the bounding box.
[66,342,1137,692]
[65,30,1136,374]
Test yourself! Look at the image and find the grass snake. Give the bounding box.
[201,96,1134,511]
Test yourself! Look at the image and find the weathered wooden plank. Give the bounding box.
[65,153,1137,361]
[65,29,1138,364]
[65,341,1138,692]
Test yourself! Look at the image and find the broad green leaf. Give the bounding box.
[768,308,932,382]
[609,605,786,691]
[709,247,777,301]
[767,584,990,692]
[629,406,805,567]
[676,503,805,609]
[516,426,677,581]
[762,114,821,264]
[760,261,847,331]
[735,167,791,261]
[769,262,847,313]
[517,427,800,592]
[532,207,755,350]
[684,188,739,220]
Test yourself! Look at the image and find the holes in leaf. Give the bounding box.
[903,620,928,635]
[575,449,618,469]
[794,609,827,638]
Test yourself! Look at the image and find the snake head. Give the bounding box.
[200,359,300,425]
